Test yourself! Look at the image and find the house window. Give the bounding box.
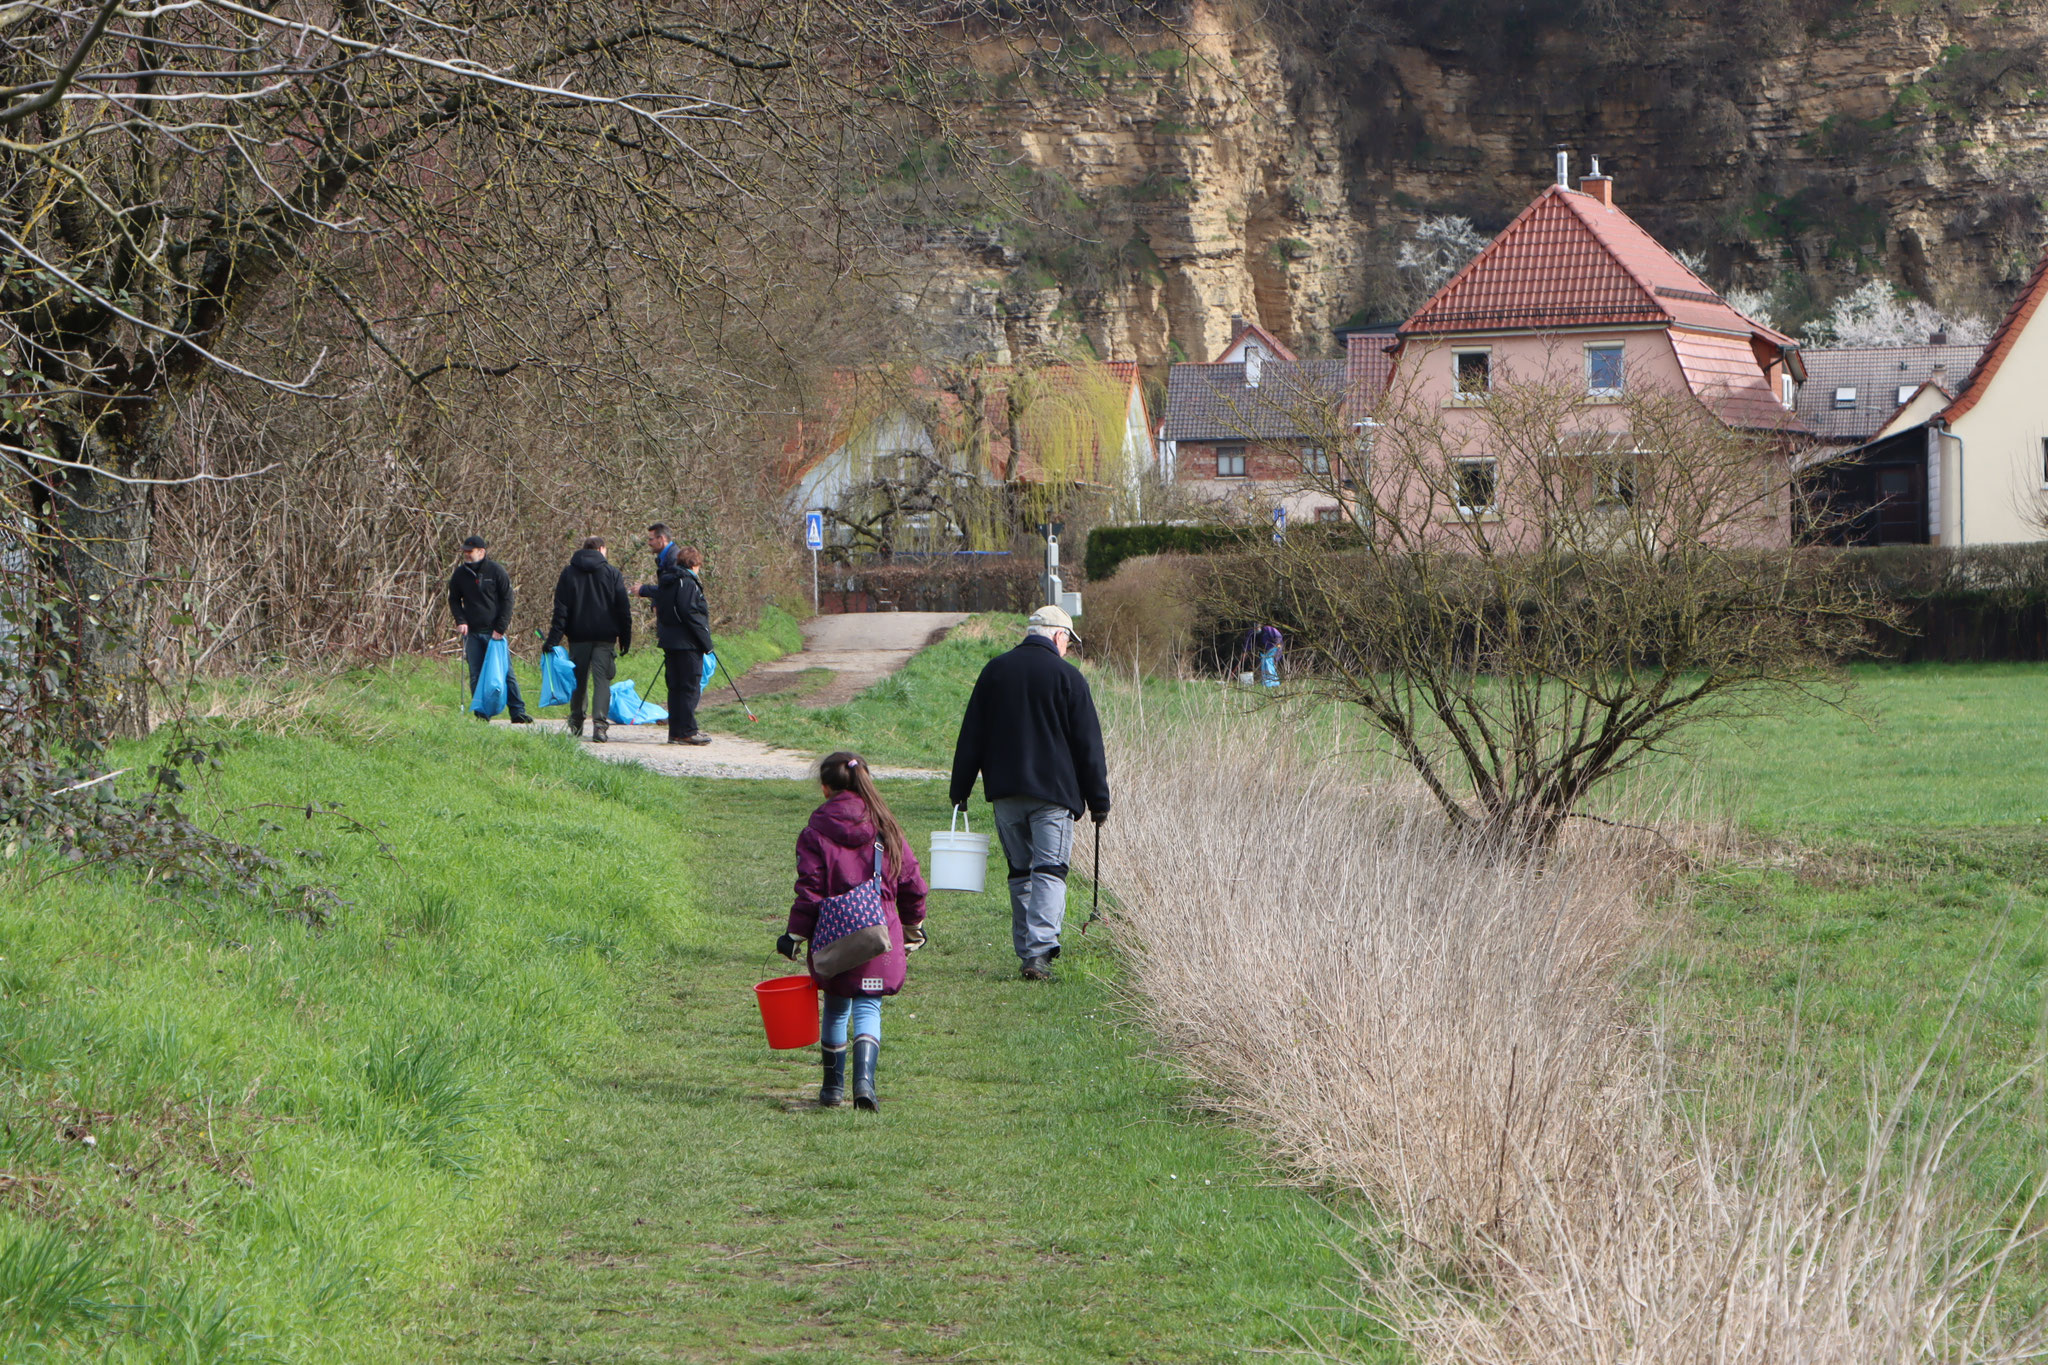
[1898,384,1916,406]
[1302,446,1329,475]
[1453,458,1498,514]
[1833,387,1857,408]
[1782,373,1794,408]
[1586,344,1624,397]
[1597,458,1639,507]
[1314,505,1344,524]
[1455,350,1491,397]
[1216,445,1247,478]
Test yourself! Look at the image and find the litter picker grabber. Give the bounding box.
[716,656,758,723]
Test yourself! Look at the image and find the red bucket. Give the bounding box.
[754,975,821,1049]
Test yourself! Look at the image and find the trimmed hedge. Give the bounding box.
[1087,535,2048,663]
[1086,522,1367,582]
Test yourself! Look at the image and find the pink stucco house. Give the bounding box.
[1357,161,1810,545]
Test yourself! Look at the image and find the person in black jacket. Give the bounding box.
[949,605,1110,981]
[448,535,533,724]
[543,536,632,741]
[632,525,714,746]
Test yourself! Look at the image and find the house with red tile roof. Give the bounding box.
[1362,160,1808,544]
[1809,242,2048,545]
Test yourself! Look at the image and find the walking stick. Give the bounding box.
[716,656,758,723]
[1082,818,1103,934]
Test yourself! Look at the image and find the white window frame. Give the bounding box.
[1782,372,1794,408]
[1453,348,1492,399]
[1833,386,1857,408]
[1452,457,1499,515]
[1216,444,1247,479]
[1595,456,1640,507]
[1585,343,1625,398]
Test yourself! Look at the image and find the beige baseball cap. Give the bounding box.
[1028,604,1079,642]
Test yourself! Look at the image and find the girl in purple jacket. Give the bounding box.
[778,751,929,1110]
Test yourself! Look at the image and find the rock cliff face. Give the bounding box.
[910,0,2048,366]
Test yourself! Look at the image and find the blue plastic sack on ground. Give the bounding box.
[472,637,510,717]
[540,646,576,708]
[608,678,669,726]
[701,652,717,689]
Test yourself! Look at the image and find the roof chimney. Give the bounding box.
[1230,313,1244,335]
[1554,147,1570,187]
[1580,155,1613,206]
[1929,327,1948,345]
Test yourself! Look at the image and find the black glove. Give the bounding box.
[776,933,803,961]
[1091,808,1108,826]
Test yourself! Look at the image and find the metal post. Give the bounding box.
[811,547,819,614]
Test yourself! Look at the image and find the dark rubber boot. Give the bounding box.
[591,722,609,744]
[818,1044,847,1107]
[850,1035,880,1111]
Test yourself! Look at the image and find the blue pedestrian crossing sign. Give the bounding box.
[804,511,824,551]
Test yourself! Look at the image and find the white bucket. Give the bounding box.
[929,808,991,894]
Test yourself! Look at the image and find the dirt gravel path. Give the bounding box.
[736,610,967,708]
[503,611,966,780]
[524,719,941,781]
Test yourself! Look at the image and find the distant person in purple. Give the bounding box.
[1240,624,1283,688]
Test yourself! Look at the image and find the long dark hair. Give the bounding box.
[820,750,907,879]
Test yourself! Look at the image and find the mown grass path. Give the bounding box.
[436,777,1386,1363]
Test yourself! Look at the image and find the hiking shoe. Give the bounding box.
[471,711,491,722]
[509,714,535,725]
[1020,956,1053,982]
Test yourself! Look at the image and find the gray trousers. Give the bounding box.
[993,798,1074,960]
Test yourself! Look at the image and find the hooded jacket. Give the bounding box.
[636,543,714,653]
[949,633,1110,820]
[786,790,929,998]
[544,548,632,652]
[447,557,513,634]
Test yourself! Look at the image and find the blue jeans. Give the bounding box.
[993,797,1074,960]
[464,632,530,719]
[822,994,882,1046]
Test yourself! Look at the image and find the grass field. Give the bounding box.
[0,628,1385,1360]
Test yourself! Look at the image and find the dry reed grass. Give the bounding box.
[1097,687,2046,1363]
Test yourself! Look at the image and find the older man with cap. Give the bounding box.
[948,605,1109,981]
[447,534,533,724]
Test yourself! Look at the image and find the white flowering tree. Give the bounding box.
[1801,281,1992,347]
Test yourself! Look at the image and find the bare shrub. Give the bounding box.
[1082,555,1202,678]
[1098,690,2048,1362]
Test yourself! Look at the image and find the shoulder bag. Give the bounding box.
[808,841,893,979]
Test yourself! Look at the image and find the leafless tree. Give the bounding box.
[0,0,984,732]
[1198,370,1892,846]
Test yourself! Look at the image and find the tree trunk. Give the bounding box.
[42,429,156,739]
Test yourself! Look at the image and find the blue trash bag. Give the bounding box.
[1258,646,1281,689]
[607,678,669,726]
[472,637,511,717]
[539,645,576,708]
[701,652,717,690]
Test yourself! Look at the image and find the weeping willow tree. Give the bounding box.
[823,350,1143,559]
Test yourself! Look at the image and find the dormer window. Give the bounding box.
[1586,344,1624,397]
[1455,350,1491,397]
[1782,373,1794,408]
[1244,344,1263,388]
[1833,387,1857,408]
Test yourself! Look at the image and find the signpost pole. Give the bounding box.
[805,511,824,613]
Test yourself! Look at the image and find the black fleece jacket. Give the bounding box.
[447,558,513,634]
[544,548,632,652]
[636,547,713,653]
[949,634,1110,820]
